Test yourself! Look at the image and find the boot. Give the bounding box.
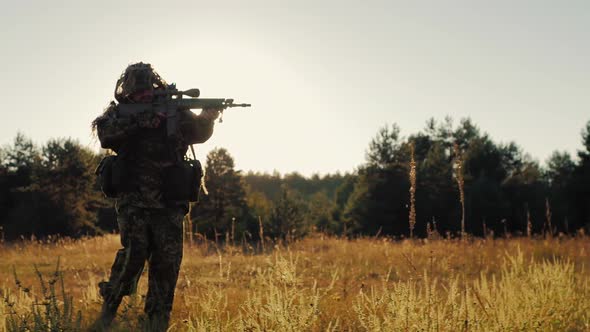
[92,281,122,330]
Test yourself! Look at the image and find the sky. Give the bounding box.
[0,0,588,176]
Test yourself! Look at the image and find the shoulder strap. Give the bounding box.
[189,144,197,161]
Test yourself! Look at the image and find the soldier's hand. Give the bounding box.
[200,108,221,121]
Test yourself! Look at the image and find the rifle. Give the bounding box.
[117,84,251,123]
[117,84,250,156]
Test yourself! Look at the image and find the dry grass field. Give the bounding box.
[1,234,589,331]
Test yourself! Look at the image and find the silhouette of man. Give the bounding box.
[91,62,219,330]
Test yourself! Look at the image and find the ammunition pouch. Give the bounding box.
[162,159,203,202]
[95,156,131,198]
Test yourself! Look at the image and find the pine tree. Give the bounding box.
[191,148,250,240]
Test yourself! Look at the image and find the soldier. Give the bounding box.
[91,62,219,330]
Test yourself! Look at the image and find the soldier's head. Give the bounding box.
[114,62,167,103]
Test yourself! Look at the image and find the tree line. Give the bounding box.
[1,117,589,241]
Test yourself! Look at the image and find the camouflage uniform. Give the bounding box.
[92,63,215,330]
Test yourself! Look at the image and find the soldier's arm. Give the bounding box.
[179,109,218,144]
[92,103,140,150]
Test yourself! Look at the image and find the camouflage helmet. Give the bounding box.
[114,62,167,102]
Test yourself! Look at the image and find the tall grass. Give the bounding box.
[408,142,417,239]
[453,143,466,239]
[354,248,590,331]
[545,197,553,238]
[2,260,82,332]
[1,235,589,331]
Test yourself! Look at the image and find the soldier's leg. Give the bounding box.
[97,207,150,327]
[144,207,185,331]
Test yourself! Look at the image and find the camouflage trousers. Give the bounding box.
[98,206,186,331]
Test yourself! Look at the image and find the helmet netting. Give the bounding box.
[114,62,167,102]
